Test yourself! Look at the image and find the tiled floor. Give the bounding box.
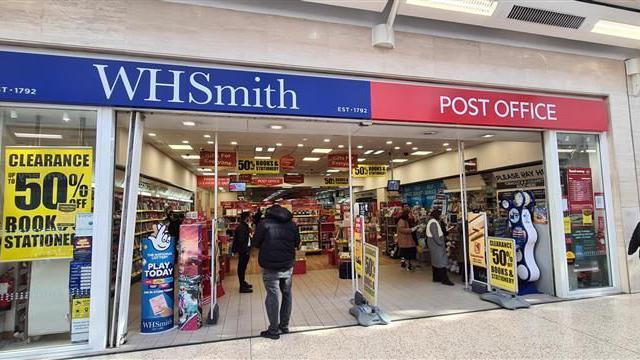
[119,254,556,353]
[87,293,640,360]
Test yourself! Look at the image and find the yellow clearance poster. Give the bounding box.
[237,158,280,174]
[467,212,487,268]
[352,164,387,178]
[487,237,518,294]
[363,243,379,306]
[2,147,93,261]
[354,216,364,276]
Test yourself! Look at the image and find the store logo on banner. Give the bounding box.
[328,153,358,168]
[149,223,172,251]
[280,155,296,171]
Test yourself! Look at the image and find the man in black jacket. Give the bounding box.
[232,212,253,293]
[253,204,300,340]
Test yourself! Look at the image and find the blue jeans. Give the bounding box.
[262,267,293,333]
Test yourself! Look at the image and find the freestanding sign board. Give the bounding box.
[487,236,518,294]
[363,243,379,306]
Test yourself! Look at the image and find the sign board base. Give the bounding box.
[205,303,220,325]
[349,304,391,327]
[480,291,530,310]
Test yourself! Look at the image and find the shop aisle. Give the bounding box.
[122,261,556,352]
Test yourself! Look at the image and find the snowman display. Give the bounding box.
[501,191,540,287]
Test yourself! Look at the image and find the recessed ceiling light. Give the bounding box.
[182,140,190,144]
[412,147,418,151]
[267,147,276,152]
[227,172,238,176]
[276,143,283,147]
[270,124,284,130]
[14,132,62,139]
[255,146,263,152]
[148,133,156,137]
[364,150,374,155]
[406,141,412,145]
[338,145,345,148]
[443,142,449,147]
[324,138,331,143]
[391,159,408,163]
[255,156,271,160]
[303,138,308,141]
[181,155,200,159]
[592,19,640,40]
[298,143,304,147]
[406,0,498,16]
[446,148,453,152]
[357,145,364,149]
[394,146,400,150]
[198,168,212,172]
[585,149,597,153]
[312,148,333,154]
[207,141,214,144]
[411,151,433,156]
[303,157,321,161]
[373,150,385,155]
[203,134,211,138]
[62,112,70,122]
[183,121,196,126]
[200,173,215,176]
[558,148,575,153]
[358,158,366,162]
[169,144,193,150]
[482,134,494,138]
[231,141,238,145]
[327,169,340,173]
[386,140,393,145]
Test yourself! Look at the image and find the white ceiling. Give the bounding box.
[305,0,640,49]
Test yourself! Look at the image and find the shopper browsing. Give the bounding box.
[427,209,454,286]
[253,204,301,340]
[232,212,253,294]
[396,208,417,271]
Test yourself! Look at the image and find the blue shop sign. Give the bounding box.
[0,51,371,119]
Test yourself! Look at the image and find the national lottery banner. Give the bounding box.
[2,147,93,262]
[237,158,280,174]
[487,237,518,294]
[141,223,175,333]
[352,164,387,178]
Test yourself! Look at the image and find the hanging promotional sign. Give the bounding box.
[323,177,349,186]
[487,237,518,294]
[1,147,93,262]
[567,168,594,213]
[141,223,176,333]
[467,213,487,269]
[237,158,280,174]
[199,151,236,167]
[196,176,229,188]
[284,174,305,184]
[328,154,358,169]
[352,164,387,178]
[354,216,364,276]
[251,176,284,187]
[363,243,379,306]
[279,155,296,171]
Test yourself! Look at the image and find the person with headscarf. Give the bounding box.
[396,208,417,271]
[427,209,454,286]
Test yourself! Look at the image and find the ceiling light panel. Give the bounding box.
[311,148,333,154]
[373,150,385,155]
[592,20,640,40]
[169,144,193,150]
[406,0,498,16]
[14,132,62,139]
[303,157,321,161]
[411,151,433,155]
[364,150,374,155]
[392,159,408,163]
[181,155,200,159]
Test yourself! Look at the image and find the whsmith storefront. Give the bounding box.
[0,8,639,359]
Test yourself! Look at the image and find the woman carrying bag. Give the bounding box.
[426,209,454,286]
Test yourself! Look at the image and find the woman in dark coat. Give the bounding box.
[426,209,454,286]
[397,208,417,271]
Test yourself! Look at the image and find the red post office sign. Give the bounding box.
[251,176,284,187]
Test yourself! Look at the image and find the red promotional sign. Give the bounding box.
[284,174,305,184]
[567,168,594,212]
[239,174,253,183]
[280,155,296,171]
[221,201,235,209]
[197,176,230,188]
[251,176,284,187]
[328,153,358,168]
[199,151,236,167]
[371,82,608,132]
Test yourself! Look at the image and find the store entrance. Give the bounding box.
[110,112,558,351]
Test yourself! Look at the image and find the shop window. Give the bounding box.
[0,106,96,349]
[557,133,611,290]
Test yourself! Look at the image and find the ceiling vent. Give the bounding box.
[507,5,586,29]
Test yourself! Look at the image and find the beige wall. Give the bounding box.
[0,0,636,292]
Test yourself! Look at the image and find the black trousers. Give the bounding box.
[238,251,250,287]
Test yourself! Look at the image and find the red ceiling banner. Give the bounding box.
[197,176,229,188]
[280,155,296,171]
[199,151,236,167]
[284,174,305,184]
[251,176,284,187]
[370,82,608,132]
[328,154,358,169]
